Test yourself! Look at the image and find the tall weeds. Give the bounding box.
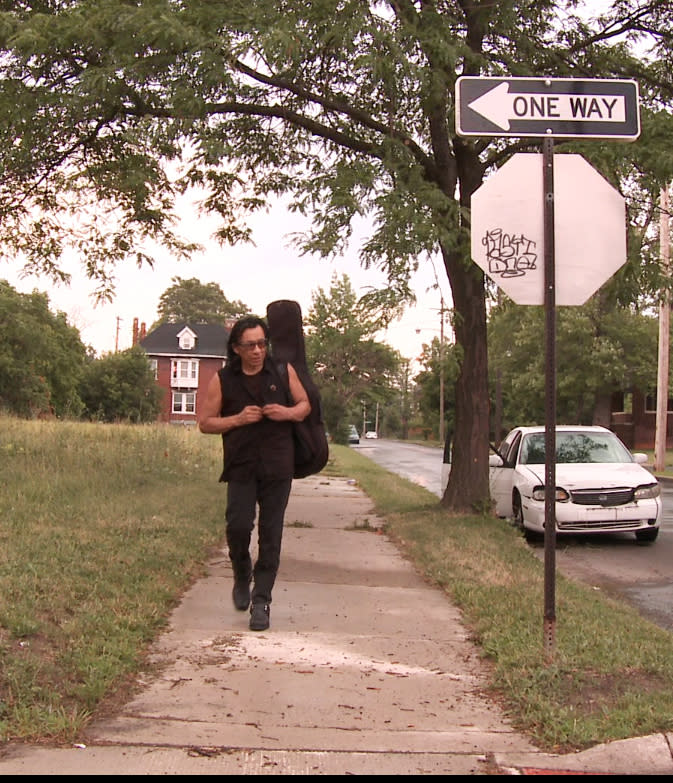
[0,416,225,742]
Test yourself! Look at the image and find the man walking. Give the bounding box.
[199,315,310,631]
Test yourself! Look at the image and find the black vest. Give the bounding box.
[217,358,293,482]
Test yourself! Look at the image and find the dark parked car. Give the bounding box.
[348,425,360,444]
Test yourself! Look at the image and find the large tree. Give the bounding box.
[0,280,87,418]
[79,344,164,422]
[0,2,671,509]
[306,274,402,442]
[154,276,249,326]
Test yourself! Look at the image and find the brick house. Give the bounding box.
[137,321,231,424]
[610,389,673,451]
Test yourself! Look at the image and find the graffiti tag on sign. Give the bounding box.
[481,229,537,278]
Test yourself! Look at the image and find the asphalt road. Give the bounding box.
[354,438,673,633]
[353,437,446,497]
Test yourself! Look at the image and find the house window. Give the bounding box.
[613,391,632,414]
[171,359,199,381]
[179,332,195,350]
[177,327,197,350]
[149,358,158,380]
[172,391,196,414]
[644,392,673,413]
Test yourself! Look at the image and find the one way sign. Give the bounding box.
[456,77,640,140]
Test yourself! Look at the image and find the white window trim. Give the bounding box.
[176,326,197,350]
[172,391,196,415]
[171,358,199,387]
[645,392,673,414]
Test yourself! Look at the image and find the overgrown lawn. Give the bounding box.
[0,416,225,742]
[2,418,673,753]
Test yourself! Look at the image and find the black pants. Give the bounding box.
[225,477,293,605]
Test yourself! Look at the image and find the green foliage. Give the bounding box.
[0,416,223,742]
[153,276,250,327]
[414,337,461,439]
[1,2,669,297]
[305,274,403,441]
[0,279,87,418]
[0,1,671,508]
[79,345,164,423]
[488,298,660,430]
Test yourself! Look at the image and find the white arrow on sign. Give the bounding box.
[468,82,627,131]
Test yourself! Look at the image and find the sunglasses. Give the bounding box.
[238,339,269,351]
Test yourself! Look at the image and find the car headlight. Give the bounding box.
[634,483,661,500]
[531,486,570,502]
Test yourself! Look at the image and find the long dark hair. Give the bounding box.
[226,315,269,369]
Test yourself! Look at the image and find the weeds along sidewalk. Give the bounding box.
[334,445,673,754]
[2,419,673,759]
[0,418,227,743]
[3,470,671,775]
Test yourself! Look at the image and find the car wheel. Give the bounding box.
[635,528,659,544]
[512,491,525,531]
[523,527,543,545]
[513,491,542,544]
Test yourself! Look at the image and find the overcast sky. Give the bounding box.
[2,195,450,364]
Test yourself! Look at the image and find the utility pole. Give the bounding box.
[654,185,670,472]
[401,361,409,440]
[439,295,446,445]
[415,293,448,443]
[115,317,122,353]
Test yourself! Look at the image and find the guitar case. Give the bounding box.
[266,300,329,478]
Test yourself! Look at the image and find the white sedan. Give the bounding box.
[490,425,662,543]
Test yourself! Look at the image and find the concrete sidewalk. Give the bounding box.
[1,475,672,775]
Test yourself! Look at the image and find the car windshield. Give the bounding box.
[519,431,633,465]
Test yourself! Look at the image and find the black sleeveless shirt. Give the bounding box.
[217,358,294,482]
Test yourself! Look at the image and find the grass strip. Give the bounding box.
[1,417,672,752]
[0,416,225,742]
[333,444,673,752]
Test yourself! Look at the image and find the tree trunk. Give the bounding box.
[433,132,492,512]
[440,242,491,512]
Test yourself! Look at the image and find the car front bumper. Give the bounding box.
[521,497,662,534]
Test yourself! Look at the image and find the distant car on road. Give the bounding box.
[365,431,378,439]
[348,425,360,444]
[489,425,662,543]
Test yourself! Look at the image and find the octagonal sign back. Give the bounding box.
[470,153,626,306]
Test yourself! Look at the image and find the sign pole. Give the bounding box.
[543,137,557,659]
[654,185,670,472]
[459,74,639,660]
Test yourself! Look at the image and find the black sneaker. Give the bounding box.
[249,602,270,631]
[232,579,251,611]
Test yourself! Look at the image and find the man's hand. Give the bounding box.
[262,403,290,421]
[238,405,264,425]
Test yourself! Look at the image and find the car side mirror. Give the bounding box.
[489,453,504,467]
[632,453,648,465]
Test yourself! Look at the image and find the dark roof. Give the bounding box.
[139,322,229,357]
